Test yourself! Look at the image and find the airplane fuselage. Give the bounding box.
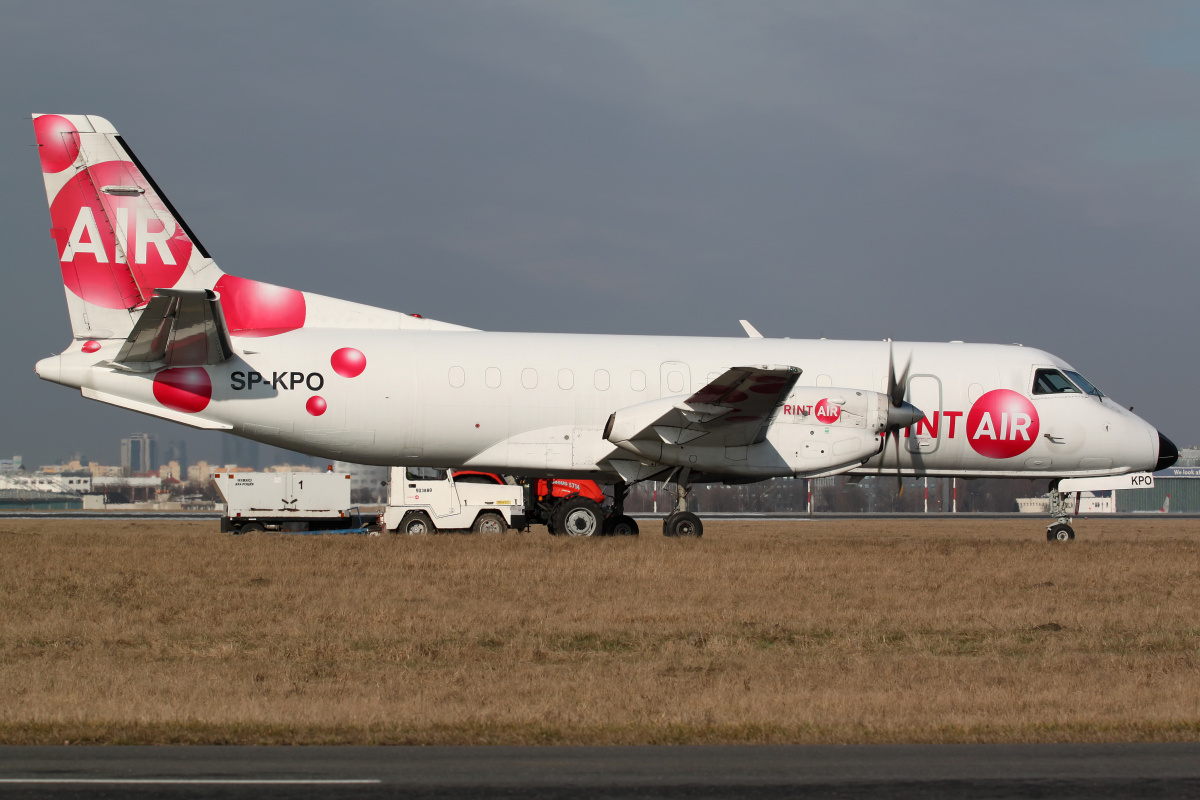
[38,330,1162,481]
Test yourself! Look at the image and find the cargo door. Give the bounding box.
[905,375,943,454]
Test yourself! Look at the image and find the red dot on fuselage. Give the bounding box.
[306,396,327,416]
[330,348,366,378]
[214,274,306,337]
[81,340,100,353]
[153,367,212,413]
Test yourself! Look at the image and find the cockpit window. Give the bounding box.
[1033,369,1080,395]
[1064,370,1104,397]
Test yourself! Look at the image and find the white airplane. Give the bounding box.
[30,114,1177,540]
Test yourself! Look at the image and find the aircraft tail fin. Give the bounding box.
[33,114,222,341]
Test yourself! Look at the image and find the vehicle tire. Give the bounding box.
[603,514,639,536]
[471,512,506,535]
[663,511,703,538]
[400,511,435,535]
[237,522,266,535]
[553,497,603,537]
[1046,523,1075,542]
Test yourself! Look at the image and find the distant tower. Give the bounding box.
[120,433,158,475]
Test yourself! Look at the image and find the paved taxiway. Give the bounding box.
[2,744,1199,798]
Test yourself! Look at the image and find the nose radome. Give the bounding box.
[1155,433,1179,472]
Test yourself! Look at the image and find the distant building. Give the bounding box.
[120,433,158,475]
[186,460,212,484]
[221,435,259,471]
[1117,467,1200,513]
[334,461,389,501]
[159,460,182,481]
[88,462,124,478]
[0,455,23,473]
[264,464,322,473]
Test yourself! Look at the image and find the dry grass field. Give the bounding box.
[0,517,1198,745]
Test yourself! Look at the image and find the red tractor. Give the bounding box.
[452,471,639,537]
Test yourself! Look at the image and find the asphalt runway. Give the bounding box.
[2,744,1199,799]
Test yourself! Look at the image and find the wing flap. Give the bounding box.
[606,364,801,449]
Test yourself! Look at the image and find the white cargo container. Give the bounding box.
[384,467,525,534]
[213,470,366,533]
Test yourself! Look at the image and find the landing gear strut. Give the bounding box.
[1046,487,1076,542]
[604,480,639,536]
[661,467,703,538]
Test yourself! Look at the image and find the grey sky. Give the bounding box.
[2,1,1198,468]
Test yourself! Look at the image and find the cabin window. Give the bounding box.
[558,369,574,390]
[521,368,537,389]
[485,367,501,389]
[594,369,610,391]
[631,370,647,391]
[1032,369,1079,395]
[406,467,447,481]
[448,366,465,388]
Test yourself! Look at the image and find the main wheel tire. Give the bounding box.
[663,511,703,538]
[554,497,603,537]
[471,512,506,535]
[603,514,639,536]
[1047,523,1075,542]
[237,522,266,535]
[400,511,435,535]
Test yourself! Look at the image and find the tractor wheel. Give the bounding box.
[553,497,603,537]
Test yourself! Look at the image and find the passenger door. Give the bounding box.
[906,374,943,455]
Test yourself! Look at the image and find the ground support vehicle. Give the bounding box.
[521,477,639,537]
[384,467,525,534]
[268,507,380,535]
[213,470,378,534]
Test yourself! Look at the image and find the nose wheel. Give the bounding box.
[1047,522,1075,541]
[1046,487,1077,542]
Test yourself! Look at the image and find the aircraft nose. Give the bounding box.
[887,401,924,430]
[1155,433,1179,472]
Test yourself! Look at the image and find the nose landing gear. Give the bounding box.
[1046,487,1077,542]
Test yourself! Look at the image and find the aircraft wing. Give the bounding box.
[605,365,801,449]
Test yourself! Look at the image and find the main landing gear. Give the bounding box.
[603,481,640,536]
[661,467,703,538]
[1046,487,1076,542]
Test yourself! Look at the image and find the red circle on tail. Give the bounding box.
[50,161,192,309]
[35,115,79,173]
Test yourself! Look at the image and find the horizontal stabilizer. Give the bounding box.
[114,289,233,371]
[81,387,233,430]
